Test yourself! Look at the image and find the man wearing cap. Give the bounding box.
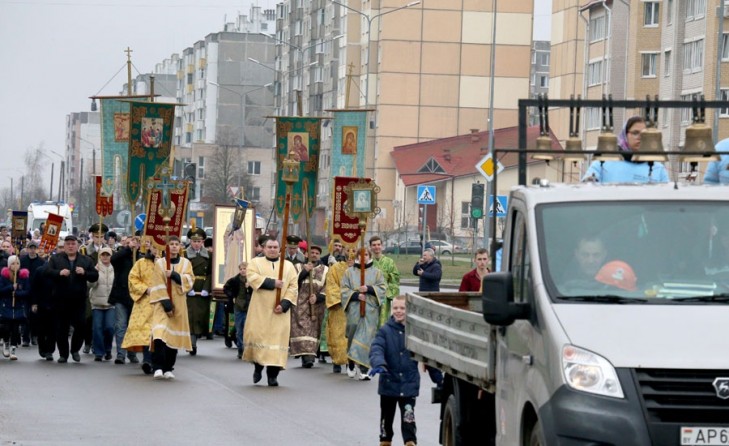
[44,235,99,363]
[244,238,298,386]
[20,240,45,347]
[284,235,306,266]
[185,227,212,354]
[289,244,328,368]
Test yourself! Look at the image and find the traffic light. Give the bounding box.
[470,183,484,219]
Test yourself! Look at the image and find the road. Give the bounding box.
[0,333,442,445]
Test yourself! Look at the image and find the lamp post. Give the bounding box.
[330,1,421,107]
[50,150,65,202]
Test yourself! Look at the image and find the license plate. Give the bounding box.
[681,427,729,445]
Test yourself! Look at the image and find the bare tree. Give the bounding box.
[204,130,253,205]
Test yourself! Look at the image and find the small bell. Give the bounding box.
[593,131,622,161]
[563,136,586,163]
[532,134,555,161]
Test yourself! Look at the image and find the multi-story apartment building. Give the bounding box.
[529,40,552,125]
[273,0,534,236]
[64,111,100,228]
[552,0,729,181]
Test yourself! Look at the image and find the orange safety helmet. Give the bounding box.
[594,260,637,291]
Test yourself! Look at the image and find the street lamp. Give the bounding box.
[331,0,421,106]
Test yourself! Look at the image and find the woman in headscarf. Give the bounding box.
[582,116,669,183]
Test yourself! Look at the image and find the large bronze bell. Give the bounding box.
[532,134,555,161]
[681,102,719,163]
[633,127,668,162]
[593,131,622,161]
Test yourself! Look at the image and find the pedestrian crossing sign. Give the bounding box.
[488,195,508,217]
[416,185,436,205]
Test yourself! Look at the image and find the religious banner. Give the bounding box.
[330,110,367,178]
[142,177,189,249]
[11,211,27,251]
[331,176,371,246]
[39,213,63,253]
[98,95,151,196]
[126,101,176,205]
[274,117,321,222]
[95,176,114,217]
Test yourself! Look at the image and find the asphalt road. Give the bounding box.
[0,333,442,445]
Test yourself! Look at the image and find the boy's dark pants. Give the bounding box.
[379,395,417,443]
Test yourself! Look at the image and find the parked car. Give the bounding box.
[427,240,459,256]
[383,240,459,256]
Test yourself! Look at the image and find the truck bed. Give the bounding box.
[406,292,494,390]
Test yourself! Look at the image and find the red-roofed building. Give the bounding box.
[390,125,565,240]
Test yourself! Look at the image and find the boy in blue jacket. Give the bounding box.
[370,295,436,446]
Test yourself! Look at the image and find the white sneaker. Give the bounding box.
[163,371,175,380]
[346,366,356,378]
[356,368,371,381]
[9,347,17,361]
[153,369,164,380]
[2,345,9,358]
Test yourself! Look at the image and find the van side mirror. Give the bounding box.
[482,272,530,326]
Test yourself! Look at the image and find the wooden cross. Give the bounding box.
[125,47,133,62]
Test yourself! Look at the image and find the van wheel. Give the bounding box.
[442,394,462,446]
[528,420,545,446]
[442,250,451,256]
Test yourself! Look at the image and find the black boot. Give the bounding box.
[253,363,263,384]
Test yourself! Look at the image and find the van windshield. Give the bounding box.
[538,201,729,303]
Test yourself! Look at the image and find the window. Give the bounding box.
[589,15,606,42]
[641,53,658,77]
[644,2,659,26]
[664,50,672,77]
[540,53,550,66]
[460,202,475,229]
[680,94,695,124]
[686,0,706,20]
[721,89,729,117]
[586,108,601,130]
[532,51,536,64]
[510,212,530,303]
[667,0,673,24]
[198,156,205,179]
[198,109,204,120]
[187,73,193,84]
[185,132,192,143]
[247,161,261,175]
[530,73,535,86]
[588,61,602,86]
[539,75,549,88]
[683,39,704,72]
[722,33,729,61]
[249,187,261,201]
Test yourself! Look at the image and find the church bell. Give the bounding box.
[681,96,719,163]
[633,96,668,162]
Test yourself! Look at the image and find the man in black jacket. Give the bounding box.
[44,235,99,363]
[109,236,141,364]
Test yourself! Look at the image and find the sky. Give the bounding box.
[0,0,551,194]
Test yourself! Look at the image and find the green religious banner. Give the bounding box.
[98,95,150,197]
[274,117,321,222]
[126,101,175,205]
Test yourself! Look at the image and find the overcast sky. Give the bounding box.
[0,0,551,195]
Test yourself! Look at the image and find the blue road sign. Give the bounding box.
[416,185,436,205]
[488,195,508,217]
[134,213,146,231]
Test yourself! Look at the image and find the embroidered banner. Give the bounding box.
[274,117,321,222]
[142,178,189,249]
[331,176,371,246]
[331,110,367,178]
[39,213,63,253]
[95,176,114,217]
[11,211,27,251]
[126,101,175,205]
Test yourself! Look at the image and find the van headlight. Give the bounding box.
[562,345,624,399]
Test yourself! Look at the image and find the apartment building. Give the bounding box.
[273,0,534,235]
[529,40,552,125]
[552,0,729,180]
